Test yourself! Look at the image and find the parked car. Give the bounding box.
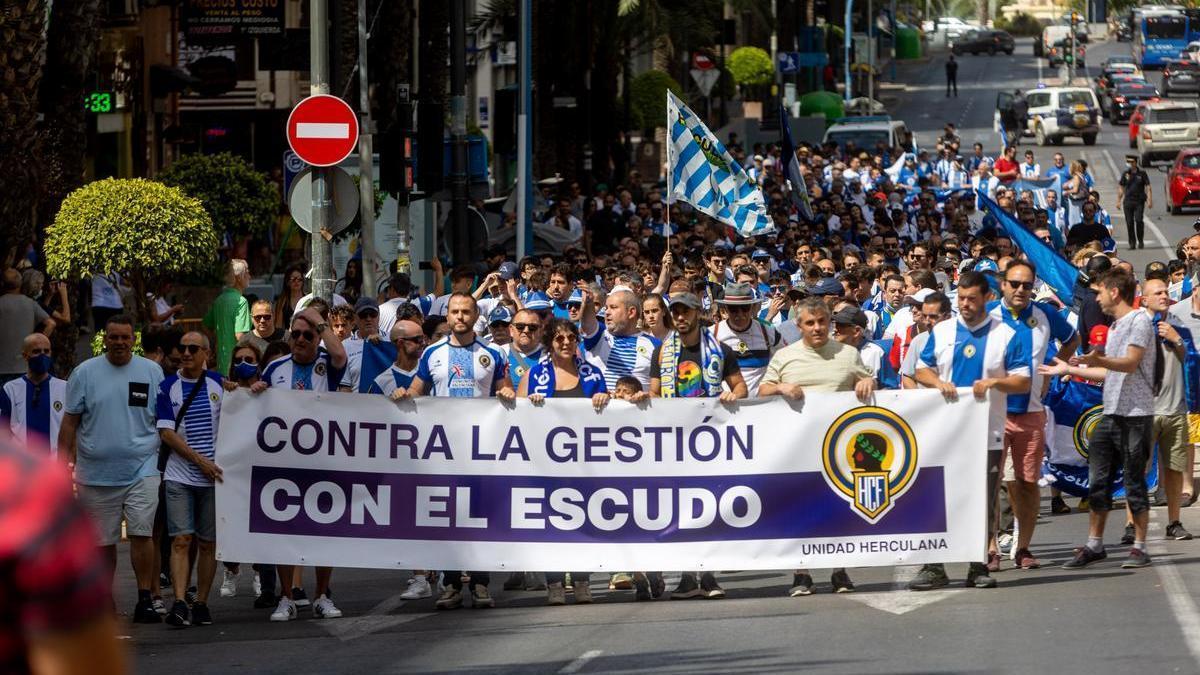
[1129,101,1155,148]
[1179,41,1200,61]
[1163,59,1200,97]
[1048,39,1086,67]
[1017,87,1101,146]
[1105,81,1161,123]
[1137,100,1200,165]
[952,29,1015,55]
[1164,148,1200,214]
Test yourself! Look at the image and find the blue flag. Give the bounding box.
[977,190,1078,306]
[778,103,815,222]
[1011,175,1065,250]
[356,339,398,393]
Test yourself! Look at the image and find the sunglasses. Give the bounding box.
[291,329,316,341]
[553,333,579,344]
[234,357,258,366]
[1005,280,1035,290]
[253,314,272,321]
[512,322,541,333]
[182,344,205,354]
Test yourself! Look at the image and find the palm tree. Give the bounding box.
[0,0,48,263]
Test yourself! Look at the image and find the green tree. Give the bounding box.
[630,71,685,131]
[45,178,218,323]
[158,152,277,237]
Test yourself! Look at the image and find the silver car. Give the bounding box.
[1138,101,1200,165]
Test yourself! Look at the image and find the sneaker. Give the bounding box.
[699,572,725,599]
[985,552,1001,573]
[789,573,815,596]
[609,572,634,590]
[133,598,162,624]
[547,582,567,605]
[190,602,213,626]
[401,575,433,600]
[966,563,997,589]
[907,565,949,591]
[253,592,278,609]
[830,569,855,593]
[164,599,190,628]
[574,581,594,604]
[151,596,167,615]
[649,572,665,599]
[435,587,463,610]
[997,532,1014,556]
[1050,495,1071,514]
[313,594,343,618]
[185,586,198,607]
[670,573,704,599]
[1184,493,1197,507]
[252,572,263,597]
[1120,524,1135,546]
[159,572,173,590]
[1062,546,1107,569]
[1166,521,1194,541]
[269,596,297,622]
[1122,548,1152,568]
[633,573,652,601]
[220,569,239,598]
[471,585,495,608]
[291,587,310,607]
[1013,548,1042,569]
[1152,488,1169,507]
[502,571,526,591]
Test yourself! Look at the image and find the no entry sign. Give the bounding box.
[286,95,359,167]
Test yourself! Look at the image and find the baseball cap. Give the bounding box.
[567,288,585,306]
[523,291,553,311]
[973,258,1000,274]
[1145,261,1169,280]
[668,292,703,310]
[354,297,379,314]
[498,261,519,280]
[832,306,869,329]
[810,277,844,296]
[1100,237,1117,254]
[905,288,935,305]
[488,305,514,324]
[751,248,772,260]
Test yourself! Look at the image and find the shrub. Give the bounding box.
[727,46,775,87]
[629,70,685,130]
[159,152,277,237]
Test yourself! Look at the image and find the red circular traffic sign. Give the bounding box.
[286,94,359,167]
[692,52,715,70]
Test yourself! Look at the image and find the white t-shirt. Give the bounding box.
[294,292,348,312]
[92,274,124,310]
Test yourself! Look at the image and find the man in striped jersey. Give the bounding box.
[711,282,782,396]
[580,288,659,391]
[367,320,426,398]
[156,332,225,628]
[0,333,67,456]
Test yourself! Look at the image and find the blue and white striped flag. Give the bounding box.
[667,91,772,236]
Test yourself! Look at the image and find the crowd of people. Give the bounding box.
[2,126,1198,646]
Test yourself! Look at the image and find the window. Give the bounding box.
[1026,93,1051,108]
[1181,154,1200,169]
[1059,91,1094,107]
[1145,16,1186,39]
[1150,107,1200,124]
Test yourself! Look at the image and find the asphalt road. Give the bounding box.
[115,36,1200,675]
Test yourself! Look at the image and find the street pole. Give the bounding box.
[844,0,855,103]
[449,0,469,268]
[310,0,334,303]
[356,0,378,298]
[517,0,532,259]
[868,0,874,102]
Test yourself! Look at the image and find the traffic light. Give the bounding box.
[416,102,446,194]
[380,102,415,201]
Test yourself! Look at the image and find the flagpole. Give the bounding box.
[665,91,672,253]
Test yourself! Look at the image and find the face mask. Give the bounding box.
[28,353,52,375]
[232,362,259,380]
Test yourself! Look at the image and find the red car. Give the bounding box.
[1166,148,1200,214]
[1129,101,1155,149]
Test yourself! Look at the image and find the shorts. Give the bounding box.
[1187,413,1200,445]
[1003,411,1046,483]
[1154,414,1190,474]
[76,474,161,546]
[165,480,216,541]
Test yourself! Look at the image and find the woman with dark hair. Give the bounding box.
[517,318,609,605]
[641,294,673,342]
[338,258,363,305]
[273,263,307,329]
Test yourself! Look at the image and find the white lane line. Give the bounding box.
[1037,53,1044,84]
[1101,148,1170,249]
[1148,516,1200,663]
[559,650,604,674]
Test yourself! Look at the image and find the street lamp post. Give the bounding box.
[845,0,855,103]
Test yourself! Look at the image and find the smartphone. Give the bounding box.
[418,261,433,270]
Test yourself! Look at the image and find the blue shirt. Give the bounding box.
[155,371,224,487]
[366,364,418,397]
[0,375,67,456]
[416,337,509,398]
[989,299,1077,414]
[65,355,165,486]
[1044,164,1070,184]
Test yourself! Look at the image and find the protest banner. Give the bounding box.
[215,389,988,571]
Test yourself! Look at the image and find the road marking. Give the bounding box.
[296,122,351,139]
[1037,53,1043,84]
[1100,148,1170,250]
[559,650,604,674]
[1148,515,1200,662]
[316,593,432,642]
[845,564,958,615]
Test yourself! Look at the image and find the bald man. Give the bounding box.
[0,333,67,456]
[368,320,427,398]
[1,269,54,383]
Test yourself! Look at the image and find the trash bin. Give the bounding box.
[896,27,921,60]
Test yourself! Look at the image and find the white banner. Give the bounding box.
[215,389,988,571]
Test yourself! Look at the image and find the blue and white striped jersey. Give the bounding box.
[919,316,1031,449]
[581,327,659,391]
[155,371,224,487]
[262,349,345,392]
[989,299,1076,414]
[367,365,418,397]
[0,375,67,457]
[416,337,509,398]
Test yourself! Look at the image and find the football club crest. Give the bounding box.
[1072,403,1103,460]
[821,406,919,523]
[53,401,62,412]
[315,362,327,377]
[479,354,492,368]
[1026,316,1038,328]
[963,344,977,358]
[210,392,219,403]
[735,340,749,354]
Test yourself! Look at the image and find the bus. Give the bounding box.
[1134,10,1189,67]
